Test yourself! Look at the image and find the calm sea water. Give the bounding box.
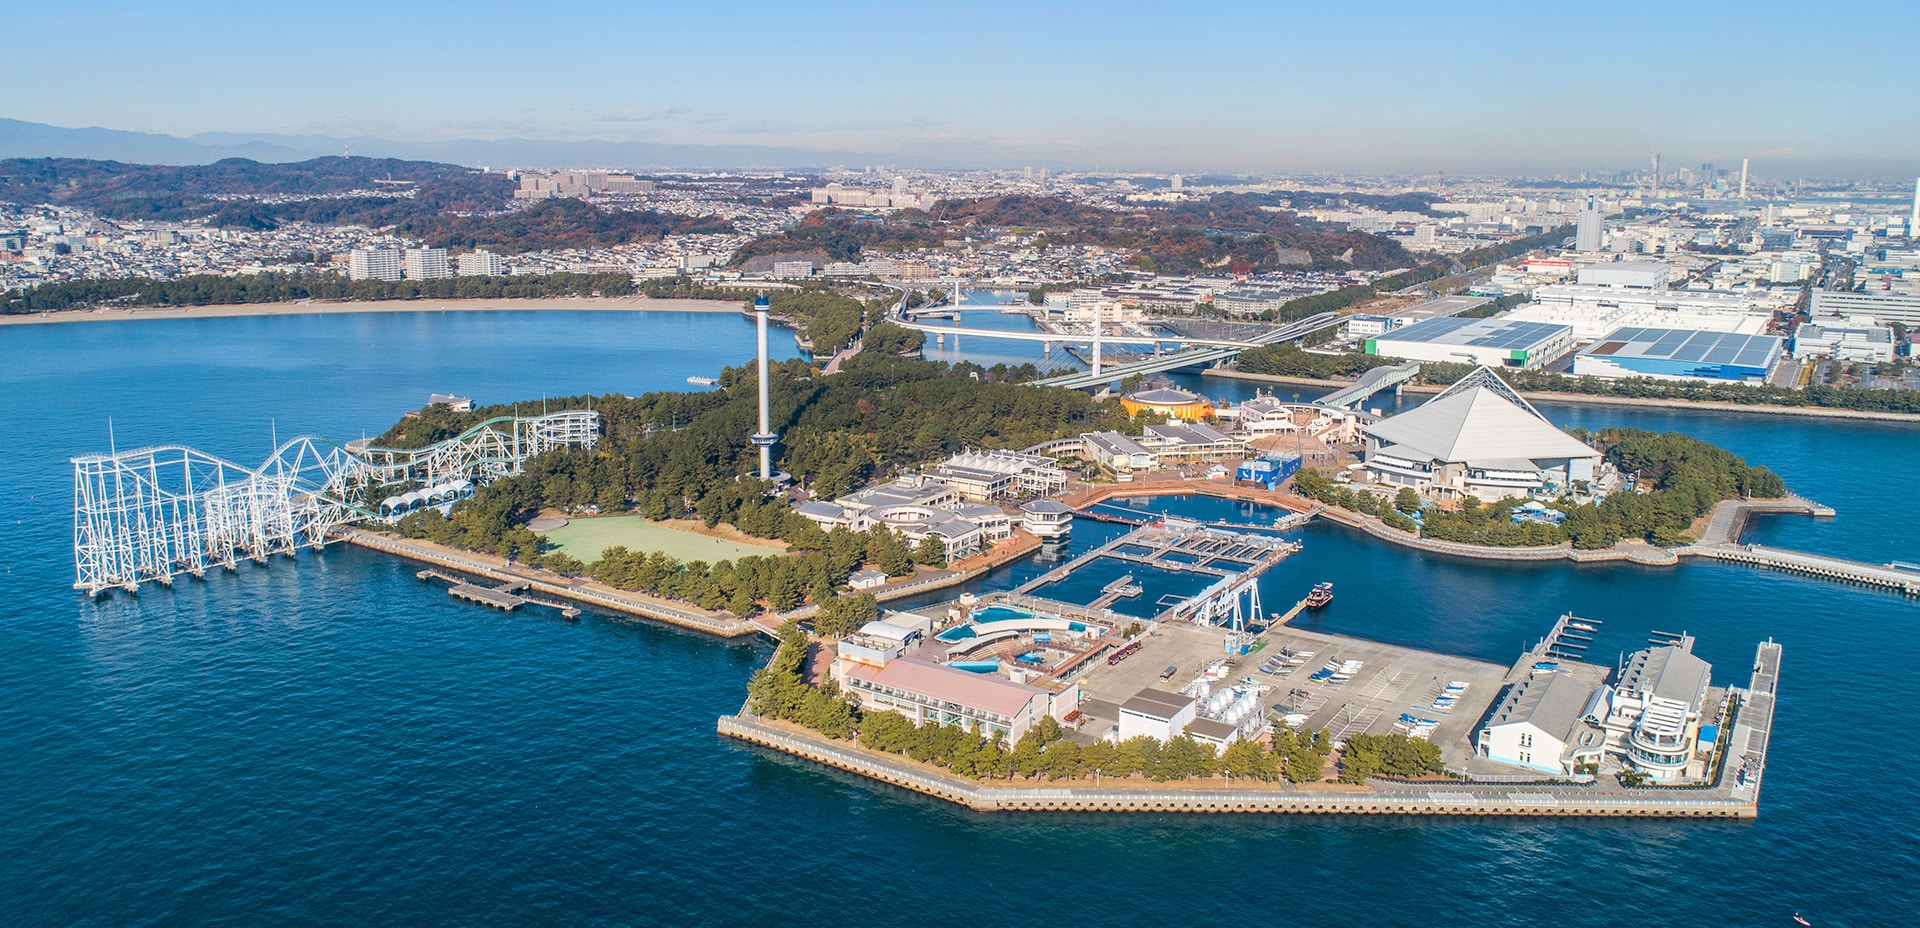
[2,309,1914,927]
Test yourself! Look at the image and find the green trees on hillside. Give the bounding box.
[1293,427,1785,549]
[2,271,634,313]
[380,353,1132,612]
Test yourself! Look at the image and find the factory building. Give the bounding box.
[1790,324,1895,362]
[1364,317,1574,370]
[1575,260,1670,289]
[1572,327,1785,384]
[1501,284,1779,341]
[1812,291,1920,327]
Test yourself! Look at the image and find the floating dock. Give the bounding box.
[417,567,582,618]
[1015,519,1299,622]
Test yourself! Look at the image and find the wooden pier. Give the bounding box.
[417,567,582,618]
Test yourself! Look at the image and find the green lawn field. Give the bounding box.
[537,516,783,563]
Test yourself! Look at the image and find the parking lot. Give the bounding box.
[1074,619,1512,768]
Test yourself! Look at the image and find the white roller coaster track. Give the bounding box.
[71,410,599,595]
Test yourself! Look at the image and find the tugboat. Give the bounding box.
[1304,582,1334,609]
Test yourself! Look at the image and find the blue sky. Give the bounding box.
[8,0,1918,175]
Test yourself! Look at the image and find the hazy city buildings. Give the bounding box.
[1576,195,1603,252]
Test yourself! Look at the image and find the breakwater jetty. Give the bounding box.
[340,529,758,638]
[1687,544,1920,595]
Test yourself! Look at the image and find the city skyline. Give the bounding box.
[6,0,1919,178]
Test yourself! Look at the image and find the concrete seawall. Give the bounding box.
[717,716,1756,818]
[339,530,759,638]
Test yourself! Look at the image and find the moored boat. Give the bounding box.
[1304,582,1333,608]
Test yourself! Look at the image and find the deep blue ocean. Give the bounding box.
[2,309,1914,926]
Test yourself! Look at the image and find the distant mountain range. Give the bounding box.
[0,118,886,171]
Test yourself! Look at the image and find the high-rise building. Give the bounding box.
[404,247,450,280]
[1909,177,1919,238]
[348,247,403,281]
[1739,159,1749,199]
[1170,174,1183,191]
[457,250,504,277]
[1575,196,1602,252]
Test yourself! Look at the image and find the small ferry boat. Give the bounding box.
[1304,582,1333,609]
[686,376,718,386]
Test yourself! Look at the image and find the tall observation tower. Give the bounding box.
[751,294,779,479]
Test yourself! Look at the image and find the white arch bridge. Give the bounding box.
[71,410,599,595]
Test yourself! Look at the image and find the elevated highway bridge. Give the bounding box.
[1026,312,1343,390]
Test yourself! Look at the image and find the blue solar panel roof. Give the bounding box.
[1581,327,1784,366]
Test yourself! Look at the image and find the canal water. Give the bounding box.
[1,309,1913,926]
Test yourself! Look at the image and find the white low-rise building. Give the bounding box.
[1116,688,1198,742]
[1600,638,1713,783]
[1791,324,1895,362]
[1477,669,1597,774]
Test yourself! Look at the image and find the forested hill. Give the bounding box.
[934,193,1415,273]
[0,156,508,220]
[724,192,1416,274]
[0,156,733,252]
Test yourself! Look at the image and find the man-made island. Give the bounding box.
[69,336,1858,818]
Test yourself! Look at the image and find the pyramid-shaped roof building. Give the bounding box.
[1363,366,1600,471]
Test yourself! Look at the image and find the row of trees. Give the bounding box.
[3,271,635,313]
[374,352,1134,614]
[1294,470,1419,532]
[765,288,885,356]
[749,624,1449,784]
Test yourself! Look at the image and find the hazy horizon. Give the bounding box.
[7,0,1920,180]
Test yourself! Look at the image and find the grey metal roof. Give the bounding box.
[1490,671,1593,742]
[1186,718,1239,742]
[1119,688,1195,720]
[1362,380,1599,467]
[1020,499,1074,514]
[1619,643,1712,708]
[1127,386,1206,405]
